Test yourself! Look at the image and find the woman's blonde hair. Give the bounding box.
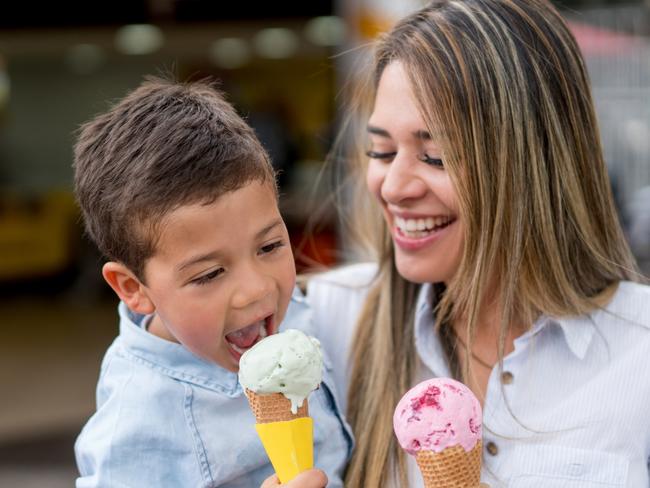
[340,1,640,486]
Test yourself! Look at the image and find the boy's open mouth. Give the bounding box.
[225,315,273,357]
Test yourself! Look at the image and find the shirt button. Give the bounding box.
[486,441,499,456]
[501,371,514,384]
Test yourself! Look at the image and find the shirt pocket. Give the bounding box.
[509,443,629,487]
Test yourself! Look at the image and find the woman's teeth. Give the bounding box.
[395,216,453,237]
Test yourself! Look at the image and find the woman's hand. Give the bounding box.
[261,469,328,488]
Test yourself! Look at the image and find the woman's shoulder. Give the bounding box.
[613,278,650,310]
[306,262,377,315]
[305,261,377,340]
[617,279,650,296]
[598,280,650,329]
[308,262,378,290]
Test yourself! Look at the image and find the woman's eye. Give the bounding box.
[365,149,397,161]
[419,154,444,167]
[193,268,224,285]
[260,241,285,255]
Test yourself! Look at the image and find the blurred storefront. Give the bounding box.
[0,3,345,485]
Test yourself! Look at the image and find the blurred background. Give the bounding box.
[0,0,648,486]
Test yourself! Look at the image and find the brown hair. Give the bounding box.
[340,0,640,486]
[73,76,275,281]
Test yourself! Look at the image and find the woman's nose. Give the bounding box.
[380,154,426,204]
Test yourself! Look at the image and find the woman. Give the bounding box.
[303,0,650,487]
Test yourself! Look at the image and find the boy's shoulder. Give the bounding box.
[75,300,351,487]
[76,349,276,485]
[77,319,272,486]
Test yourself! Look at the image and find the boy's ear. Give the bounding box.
[102,261,155,315]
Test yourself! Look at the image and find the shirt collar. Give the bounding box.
[117,301,242,396]
[553,314,596,360]
[414,283,598,363]
[514,313,596,360]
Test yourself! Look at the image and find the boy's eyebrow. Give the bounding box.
[256,219,284,239]
[176,219,285,273]
[177,251,224,273]
[367,125,432,140]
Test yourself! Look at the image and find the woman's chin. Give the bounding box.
[394,254,454,285]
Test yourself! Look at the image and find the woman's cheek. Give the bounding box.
[366,162,385,201]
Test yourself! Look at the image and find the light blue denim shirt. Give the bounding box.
[308,263,650,488]
[75,288,352,488]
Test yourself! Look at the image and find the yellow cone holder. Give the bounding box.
[255,417,313,483]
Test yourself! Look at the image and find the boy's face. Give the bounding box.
[140,180,296,372]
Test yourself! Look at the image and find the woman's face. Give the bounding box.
[366,61,464,284]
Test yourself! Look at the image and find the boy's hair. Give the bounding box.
[73,76,275,282]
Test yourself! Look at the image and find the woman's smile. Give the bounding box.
[392,215,458,251]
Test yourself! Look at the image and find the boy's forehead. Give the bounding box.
[146,180,281,252]
[149,178,277,229]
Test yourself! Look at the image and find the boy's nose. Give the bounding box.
[231,266,274,310]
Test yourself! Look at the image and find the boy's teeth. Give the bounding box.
[230,343,246,354]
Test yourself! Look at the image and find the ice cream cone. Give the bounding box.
[245,389,309,423]
[244,389,313,483]
[239,329,322,483]
[415,441,483,488]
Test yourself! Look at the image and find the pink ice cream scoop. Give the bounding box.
[393,377,482,455]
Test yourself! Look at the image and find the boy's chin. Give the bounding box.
[220,353,241,373]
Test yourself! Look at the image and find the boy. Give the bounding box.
[73,77,351,487]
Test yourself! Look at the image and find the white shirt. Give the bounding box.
[307,263,650,488]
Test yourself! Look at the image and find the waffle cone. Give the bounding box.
[244,389,309,423]
[415,441,482,488]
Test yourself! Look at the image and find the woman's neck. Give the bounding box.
[450,297,524,404]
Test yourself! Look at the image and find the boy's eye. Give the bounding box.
[192,268,224,285]
[260,241,285,254]
[365,149,397,161]
[419,153,444,167]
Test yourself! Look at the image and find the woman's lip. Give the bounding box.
[392,220,455,251]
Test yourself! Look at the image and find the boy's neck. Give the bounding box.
[148,314,179,344]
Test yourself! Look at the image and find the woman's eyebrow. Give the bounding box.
[367,125,432,141]
[367,125,390,137]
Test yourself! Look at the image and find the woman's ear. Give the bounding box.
[102,261,155,315]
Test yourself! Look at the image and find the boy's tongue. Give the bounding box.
[226,321,262,349]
